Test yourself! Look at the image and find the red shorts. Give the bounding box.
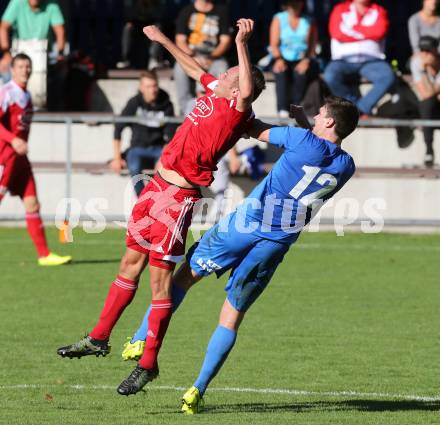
[0,144,36,200]
[126,173,201,270]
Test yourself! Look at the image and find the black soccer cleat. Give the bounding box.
[117,365,159,396]
[57,335,111,359]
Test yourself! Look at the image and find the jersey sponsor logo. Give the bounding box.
[187,95,215,126]
[196,257,222,273]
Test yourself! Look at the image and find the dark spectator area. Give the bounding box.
[0,0,425,72]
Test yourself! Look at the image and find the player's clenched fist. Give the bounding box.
[235,19,254,44]
[143,25,166,43]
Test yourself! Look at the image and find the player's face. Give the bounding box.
[313,105,333,132]
[216,66,239,98]
[11,59,32,85]
[139,77,159,103]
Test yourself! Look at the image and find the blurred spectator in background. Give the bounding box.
[408,0,440,56]
[117,0,166,70]
[410,36,440,167]
[323,0,395,116]
[174,0,232,114]
[111,70,175,196]
[0,0,65,108]
[269,0,319,117]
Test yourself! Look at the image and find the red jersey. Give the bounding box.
[0,80,33,149]
[160,73,254,187]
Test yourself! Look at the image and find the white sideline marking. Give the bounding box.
[1,384,439,402]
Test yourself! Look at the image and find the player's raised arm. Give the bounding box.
[143,25,205,82]
[235,19,254,112]
[247,119,277,142]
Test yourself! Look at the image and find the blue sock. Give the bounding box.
[194,325,237,395]
[131,284,186,342]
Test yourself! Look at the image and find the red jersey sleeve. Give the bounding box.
[329,3,355,42]
[329,2,389,43]
[352,5,389,41]
[200,73,219,95]
[0,90,15,144]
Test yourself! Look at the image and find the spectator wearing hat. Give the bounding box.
[410,35,440,167]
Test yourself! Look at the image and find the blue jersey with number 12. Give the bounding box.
[236,126,356,244]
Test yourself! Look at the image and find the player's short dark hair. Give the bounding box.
[11,53,32,67]
[251,65,265,101]
[140,70,158,81]
[324,96,359,140]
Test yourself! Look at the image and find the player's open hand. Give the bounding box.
[235,19,254,44]
[143,25,166,43]
[11,137,28,156]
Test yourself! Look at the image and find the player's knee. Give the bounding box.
[23,197,40,214]
[172,262,200,291]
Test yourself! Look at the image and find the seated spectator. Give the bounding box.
[269,0,319,117]
[117,0,165,70]
[174,0,232,114]
[0,0,65,108]
[410,36,440,167]
[323,0,395,116]
[408,0,440,56]
[111,70,175,196]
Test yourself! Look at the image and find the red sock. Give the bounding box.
[26,213,50,258]
[138,299,173,369]
[89,275,138,341]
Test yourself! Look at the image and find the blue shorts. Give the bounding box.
[187,212,290,312]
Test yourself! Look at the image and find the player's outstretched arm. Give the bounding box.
[247,119,277,142]
[235,19,254,112]
[143,25,205,82]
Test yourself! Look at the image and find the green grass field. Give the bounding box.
[1,227,440,425]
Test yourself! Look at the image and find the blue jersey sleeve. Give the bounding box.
[268,126,308,150]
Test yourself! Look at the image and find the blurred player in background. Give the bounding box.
[57,19,266,396]
[0,53,71,266]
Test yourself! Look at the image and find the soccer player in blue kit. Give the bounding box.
[126,96,359,412]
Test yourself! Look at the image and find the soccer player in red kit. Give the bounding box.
[0,53,71,266]
[57,20,265,394]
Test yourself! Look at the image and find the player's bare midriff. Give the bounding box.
[157,165,198,189]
